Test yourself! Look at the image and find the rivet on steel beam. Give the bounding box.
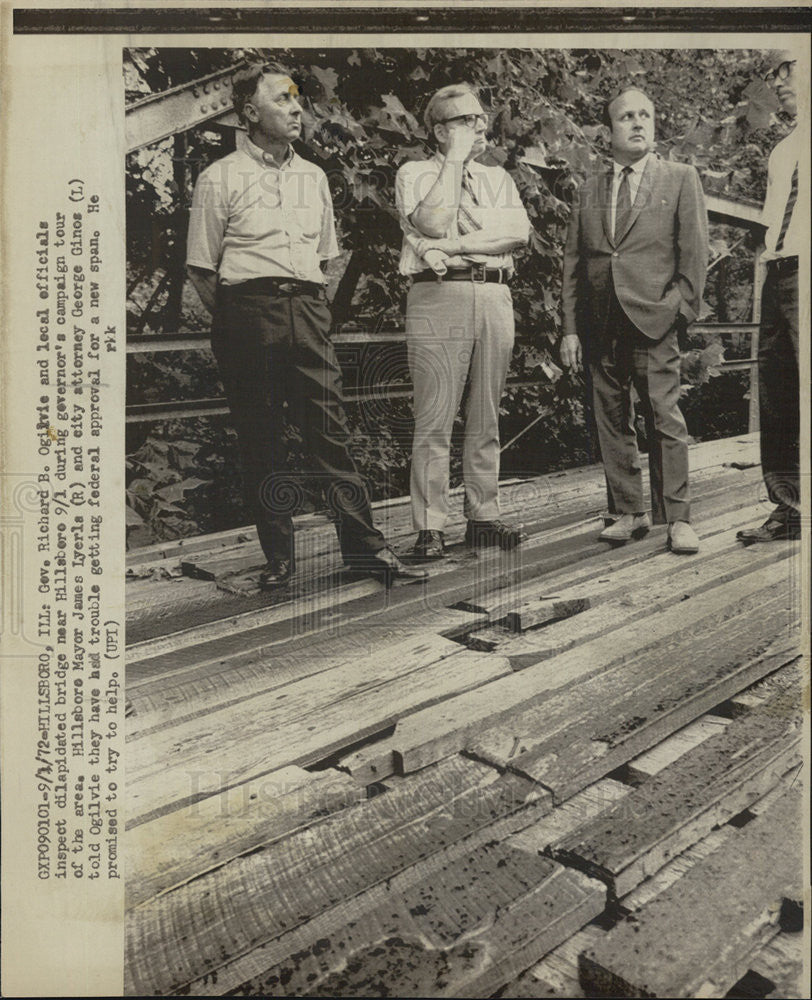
[213,81,220,89]
[203,84,210,94]
[192,88,199,98]
[200,104,207,113]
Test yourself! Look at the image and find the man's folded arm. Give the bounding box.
[396,160,460,239]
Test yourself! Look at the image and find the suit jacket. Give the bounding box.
[562,154,708,342]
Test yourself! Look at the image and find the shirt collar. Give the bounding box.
[612,152,651,178]
[241,132,295,169]
[433,150,482,177]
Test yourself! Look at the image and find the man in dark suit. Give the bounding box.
[560,86,708,554]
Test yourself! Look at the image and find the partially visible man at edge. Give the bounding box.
[395,83,530,562]
[186,62,427,588]
[737,50,804,544]
[560,86,708,554]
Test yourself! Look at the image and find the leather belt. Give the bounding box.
[767,256,798,277]
[412,264,510,285]
[222,277,326,298]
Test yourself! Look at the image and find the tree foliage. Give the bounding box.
[125,45,789,545]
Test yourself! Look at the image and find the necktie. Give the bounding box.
[457,170,482,235]
[614,165,632,242]
[775,162,798,254]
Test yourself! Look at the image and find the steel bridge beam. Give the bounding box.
[126,65,241,152]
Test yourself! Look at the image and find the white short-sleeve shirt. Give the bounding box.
[394,152,530,275]
[186,132,339,285]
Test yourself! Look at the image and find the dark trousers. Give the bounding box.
[212,281,385,564]
[758,262,800,523]
[588,289,690,524]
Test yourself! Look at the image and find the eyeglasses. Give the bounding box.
[764,60,796,82]
[440,113,489,128]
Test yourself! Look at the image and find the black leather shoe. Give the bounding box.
[346,546,429,583]
[736,518,801,543]
[412,530,446,561]
[259,557,294,590]
[465,519,526,550]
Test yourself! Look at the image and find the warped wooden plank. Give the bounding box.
[578,788,804,998]
[126,765,362,909]
[386,557,796,778]
[235,844,604,998]
[465,496,769,632]
[552,684,803,897]
[451,497,771,657]
[127,608,486,734]
[503,621,799,805]
[125,755,549,996]
[490,517,787,668]
[127,645,511,826]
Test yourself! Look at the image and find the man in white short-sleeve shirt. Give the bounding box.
[187,62,426,588]
[395,83,530,561]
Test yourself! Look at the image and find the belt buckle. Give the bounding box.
[277,281,295,295]
[471,263,486,283]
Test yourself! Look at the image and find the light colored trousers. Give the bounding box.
[405,280,515,531]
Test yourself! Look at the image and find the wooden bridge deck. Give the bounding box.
[124,433,805,998]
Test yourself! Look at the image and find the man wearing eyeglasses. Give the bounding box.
[187,63,427,588]
[395,83,530,561]
[737,51,804,544]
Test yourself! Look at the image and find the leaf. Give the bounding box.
[743,79,779,130]
[156,478,208,504]
[125,503,145,527]
[310,65,339,100]
[380,93,421,132]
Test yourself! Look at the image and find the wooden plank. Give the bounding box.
[234,844,604,998]
[623,715,731,782]
[524,828,737,998]
[126,644,511,826]
[578,788,804,998]
[753,932,806,999]
[452,497,772,656]
[388,557,796,778]
[125,457,762,654]
[624,660,802,783]
[465,492,773,634]
[512,628,799,808]
[125,755,549,996]
[490,517,787,667]
[552,684,803,898]
[126,765,362,909]
[127,608,487,734]
[492,596,591,632]
[515,926,605,998]
[507,779,632,857]
[470,598,798,801]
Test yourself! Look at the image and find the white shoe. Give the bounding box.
[599,512,651,543]
[668,520,699,554]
